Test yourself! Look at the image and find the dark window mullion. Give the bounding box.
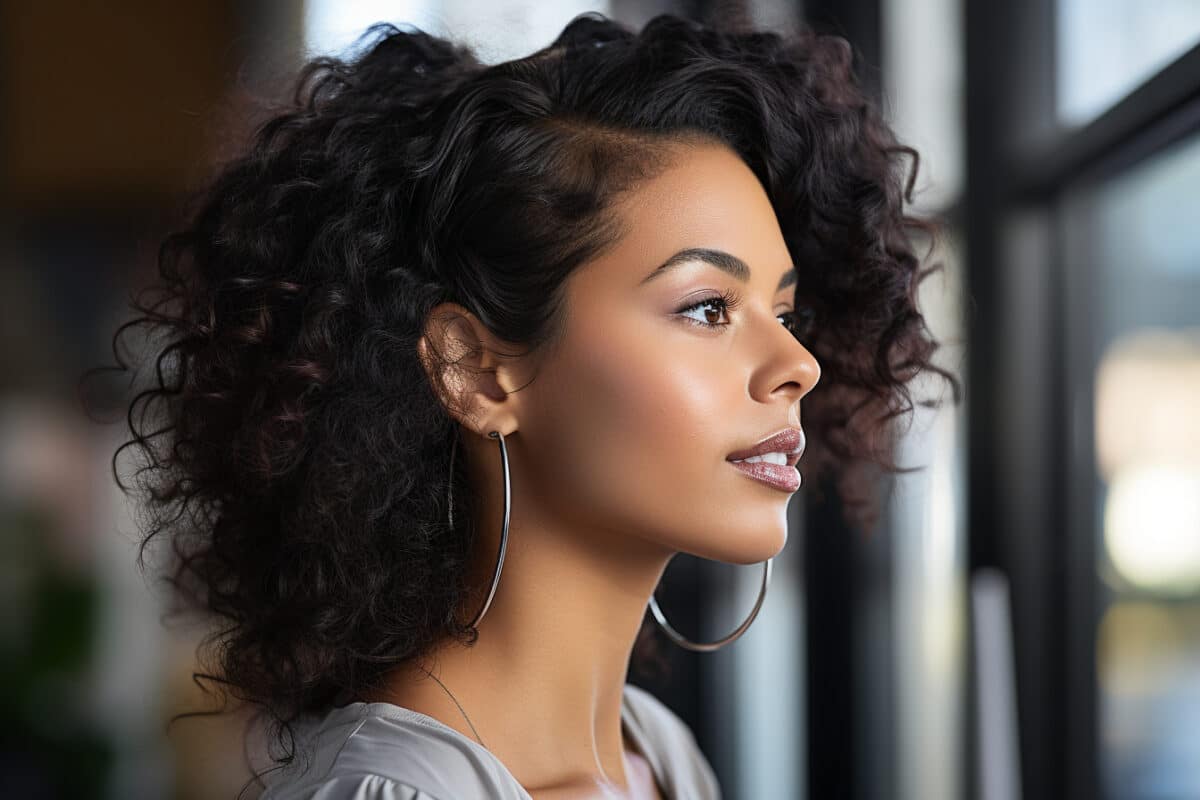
[1013,40,1200,201]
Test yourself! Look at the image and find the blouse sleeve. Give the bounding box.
[304,773,447,800]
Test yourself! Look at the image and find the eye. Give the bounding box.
[676,288,742,330]
[777,307,817,341]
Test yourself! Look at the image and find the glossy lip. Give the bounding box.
[728,459,802,492]
[725,427,805,467]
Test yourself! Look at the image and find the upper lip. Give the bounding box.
[726,427,805,467]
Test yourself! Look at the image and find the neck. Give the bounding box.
[367,441,676,793]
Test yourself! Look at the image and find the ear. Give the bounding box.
[417,301,525,437]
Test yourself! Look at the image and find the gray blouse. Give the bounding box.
[257,683,722,799]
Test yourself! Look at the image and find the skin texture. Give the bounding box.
[370,140,821,798]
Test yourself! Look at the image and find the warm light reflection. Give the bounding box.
[1096,330,1200,595]
[1095,329,1200,484]
[1104,463,1200,594]
[1098,602,1200,796]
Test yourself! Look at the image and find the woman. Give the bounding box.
[104,10,960,799]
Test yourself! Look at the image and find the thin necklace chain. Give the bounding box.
[418,666,631,795]
[418,664,486,748]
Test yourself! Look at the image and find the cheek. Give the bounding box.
[521,315,786,560]
[516,302,787,563]
[546,317,729,482]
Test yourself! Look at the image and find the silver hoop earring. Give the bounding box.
[447,428,511,630]
[648,558,772,652]
[448,428,772,651]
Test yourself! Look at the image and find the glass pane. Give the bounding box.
[1085,133,1200,798]
[883,0,964,209]
[303,0,613,64]
[1057,0,1200,127]
[876,2,969,797]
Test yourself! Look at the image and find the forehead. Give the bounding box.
[591,141,793,288]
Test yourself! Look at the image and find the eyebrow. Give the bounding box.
[639,247,798,291]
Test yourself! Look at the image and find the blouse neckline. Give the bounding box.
[327,685,671,799]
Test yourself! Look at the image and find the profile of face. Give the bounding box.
[450,140,821,569]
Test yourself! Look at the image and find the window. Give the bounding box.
[967,1,1200,798]
[1057,0,1200,126]
[1067,131,1200,799]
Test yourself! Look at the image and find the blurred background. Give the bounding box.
[1,0,1197,798]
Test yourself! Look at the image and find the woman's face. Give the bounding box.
[515,140,821,565]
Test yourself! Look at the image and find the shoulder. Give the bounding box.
[621,684,724,799]
[258,703,529,800]
[621,683,696,742]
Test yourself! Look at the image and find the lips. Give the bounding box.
[726,427,805,467]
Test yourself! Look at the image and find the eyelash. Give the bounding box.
[676,288,816,340]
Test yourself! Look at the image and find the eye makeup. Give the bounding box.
[675,287,743,329]
[674,287,816,340]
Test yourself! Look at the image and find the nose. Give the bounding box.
[749,318,821,405]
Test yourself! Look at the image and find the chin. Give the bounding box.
[688,520,789,565]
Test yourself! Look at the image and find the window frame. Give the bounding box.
[966,3,1200,798]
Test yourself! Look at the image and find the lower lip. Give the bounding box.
[727,459,802,492]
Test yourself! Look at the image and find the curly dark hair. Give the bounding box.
[83,9,960,792]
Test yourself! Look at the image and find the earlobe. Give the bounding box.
[418,302,523,437]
